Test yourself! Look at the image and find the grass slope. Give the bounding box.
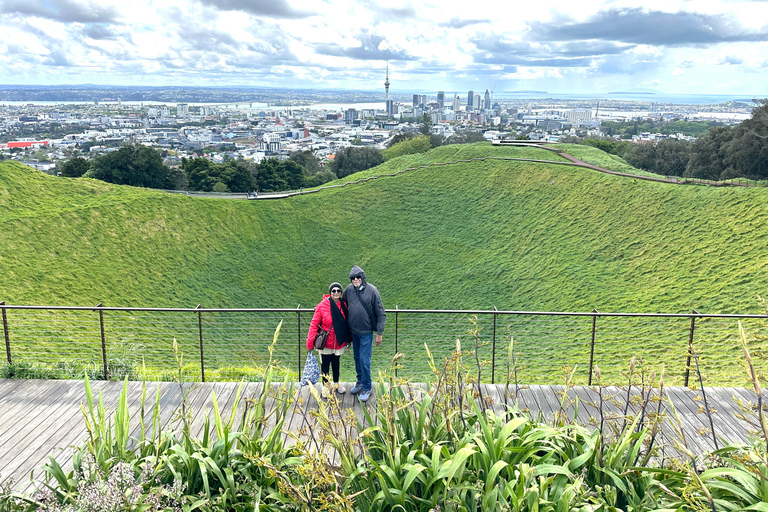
[2,143,768,315]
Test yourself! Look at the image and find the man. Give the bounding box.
[344,265,386,402]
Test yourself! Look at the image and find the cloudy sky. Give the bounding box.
[0,0,767,95]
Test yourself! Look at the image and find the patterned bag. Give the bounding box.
[299,351,320,386]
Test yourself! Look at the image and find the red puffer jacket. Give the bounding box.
[306,295,347,351]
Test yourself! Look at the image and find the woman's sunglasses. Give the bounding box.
[331,289,342,294]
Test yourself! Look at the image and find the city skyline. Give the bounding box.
[0,0,767,96]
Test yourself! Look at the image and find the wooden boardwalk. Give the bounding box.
[0,378,761,493]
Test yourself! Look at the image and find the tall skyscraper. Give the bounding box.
[484,90,491,110]
[413,94,419,108]
[437,91,445,109]
[467,91,474,109]
[452,94,460,111]
[474,94,481,110]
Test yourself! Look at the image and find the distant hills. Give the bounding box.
[2,142,768,314]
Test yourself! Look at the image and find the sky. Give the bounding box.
[0,0,767,95]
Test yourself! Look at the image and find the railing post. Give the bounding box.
[394,305,399,378]
[297,304,302,376]
[1,302,10,365]
[196,305,205,382]
[492,307,498,384]
[97,303,107,380]
[588,309,598,385]
[684,309,698,387]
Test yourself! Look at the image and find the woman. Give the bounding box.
[306,282,352,395]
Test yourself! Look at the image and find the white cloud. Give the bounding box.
[0,0,765,94]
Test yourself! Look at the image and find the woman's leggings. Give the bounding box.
[320,353,341,383]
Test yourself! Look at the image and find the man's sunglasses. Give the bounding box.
[351,275,363,280]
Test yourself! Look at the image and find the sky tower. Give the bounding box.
[384,62,390,100]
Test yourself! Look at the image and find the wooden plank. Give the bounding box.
[0,380,80,450]
[665,387,715,454]
[0,378,29,401]
[527,385,556,422]
[10,380,129,493]
[704,388,751,444]
[2,380,764,493]
[40,380,149,488]
[0,381,84,486]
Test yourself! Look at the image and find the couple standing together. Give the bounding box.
[305,265,386,402]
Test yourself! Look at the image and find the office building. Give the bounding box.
[484,90,491,110]
[437,91,445,109]
[452,94,460,111]
[467,90,474,109]
[413,94,419,108]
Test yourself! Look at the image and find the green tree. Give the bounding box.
[183,158,255,192]
[685,126,734,180]
[330,147,383,178]
[725,99,768,179]
[88,144,168,188]
[254,158,304,192]
[419,113,433,135]
[220,161,254,193]
[583,139,631,158]
[387,133,416,148]
[625,139,692,177]
[444,131,486,145]
[58,157,91,178]
[288,150,323,175]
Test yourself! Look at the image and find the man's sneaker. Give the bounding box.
[350,383,363,395]
[359,389,372,402]
[336,383,346,394]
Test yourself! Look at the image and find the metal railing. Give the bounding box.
[1,302,766,386]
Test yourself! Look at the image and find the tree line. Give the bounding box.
[573,99,768,181]
[56,124,493,191]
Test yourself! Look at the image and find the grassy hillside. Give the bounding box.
[2,143,768,315]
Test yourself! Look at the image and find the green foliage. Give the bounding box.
[382,135,432,161]
[582,138,632,157]
[57,157,91,178]
[419,113,432,135]
[386,132,416,148]
[625,138,693,177]
[87,143,169,188]
[3,327,768,511]
[184,158,255,192]
[330,146,383,178]
[685,125,735,180]
[726,98,768,179]
[444,131,486,145]
[601,118,719,138]
[254,158,304,191]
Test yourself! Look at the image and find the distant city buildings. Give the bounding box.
[467,91,474,109]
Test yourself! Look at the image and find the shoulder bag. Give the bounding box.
[314,326,329,350]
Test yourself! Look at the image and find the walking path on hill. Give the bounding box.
[0,378,759,493]
[165,143,761,201]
